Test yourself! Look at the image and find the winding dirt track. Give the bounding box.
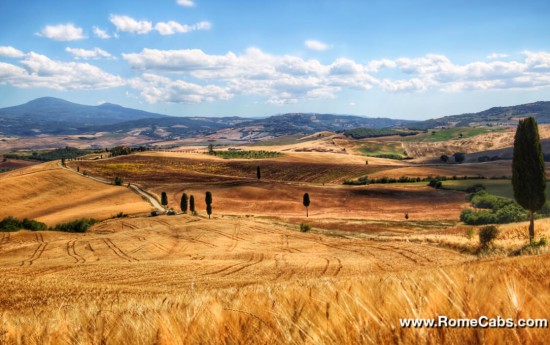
[0,215,470,290]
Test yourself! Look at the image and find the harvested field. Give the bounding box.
[0,161,152,225]
[71,152,380,184]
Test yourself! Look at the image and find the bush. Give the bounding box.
[465,184,485,194]
[114,176,123,186]
[460,209,497,225]
[479,225,499,248]
[300,223,312,232]
[465,228,475,240]
[495,204,528,223]
[167,209,177,215]
[54,219,97,233]
[0,216,46,231]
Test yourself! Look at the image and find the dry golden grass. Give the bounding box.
[0,161,152,225]
[0,216,549,344]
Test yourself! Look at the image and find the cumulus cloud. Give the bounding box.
[0,46,25,58]
[305,40,328,51]
[65,47,114,60]
[37,23,86,41]
[155,20,212,35]
[177,0,195,7]
[0,52,124,90]
[93,26,111,39]
[129,73,232,104]
[121,47,550,103]
[110,15,210,36]
[487,53,509,59]
[110,15,153,34]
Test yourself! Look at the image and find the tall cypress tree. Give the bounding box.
[303,193,310,217]
[205,191,213,219]
[161,192,168,207]
[512,117,546,242]
[180,193,188,213]
[257,166,261,180]
[189,195,195,214]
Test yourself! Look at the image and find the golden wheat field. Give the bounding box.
[1,147,550,344]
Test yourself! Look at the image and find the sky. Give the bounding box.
[0,0,549,120]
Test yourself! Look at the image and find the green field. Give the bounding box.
[357,141,407,159]
[441,179,550,200]
[403,127,504,143]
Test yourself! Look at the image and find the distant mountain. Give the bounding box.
[94,116,253,138]
[0,97,167,135]
[228,113,416,140]
[411,101,550,129]
[2,97,549,142]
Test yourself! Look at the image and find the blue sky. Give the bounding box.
[1,0,549,120]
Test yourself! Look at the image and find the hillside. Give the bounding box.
[410,101,550,129]
[0,161,151,224]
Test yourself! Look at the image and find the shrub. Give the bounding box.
[54,219,97,233]
[479,225,499,248]
[300,223,312,232]
[465,228,475,240]
[114,176,123,186]
[167,209,177,216]
[0,216,46,231]
[495,204,528,223]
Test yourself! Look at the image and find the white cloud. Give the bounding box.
[0,46,25,58]
[129,73,232,104]
[155,20,212,35]
[110,15,210,36]
[487,53,509,59]
[177,0,195,7]
[65,47,114,60]
[305,40,328,51]
[524,51,550,71]
[110,15,153,34]
[122,47,550,103]
[37,23,86,41]
[93,26,111,39]
[0,52,124,90]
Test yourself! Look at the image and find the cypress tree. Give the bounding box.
[205,191,212,219]
[257,166,261,180]
[512,117,546,242]
[303,193,310,217]
[161,192,168,207]
[180,193,188,213]
[189,195,195,214]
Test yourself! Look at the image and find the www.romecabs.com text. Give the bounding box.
[400,316,548,329]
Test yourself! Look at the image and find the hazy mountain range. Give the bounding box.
[1,97,549,140]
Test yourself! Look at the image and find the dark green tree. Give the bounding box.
[180,193,188,213]
[453,152,465,163]
[189,195,195,214]
[303,193,310,217]
[205,191,212,219]
[440,154,449,163]
[512,117,546,242]
[161,192,168,207]
[114,176,123,186]
[257,166,261,180]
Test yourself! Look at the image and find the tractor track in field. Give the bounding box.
[103,238,138,262]
[66,239,86,263]
[221,253,264,277]
[21,233,48,266]
[0,232,10,246]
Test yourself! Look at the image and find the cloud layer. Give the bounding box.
[2,45,550,105]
